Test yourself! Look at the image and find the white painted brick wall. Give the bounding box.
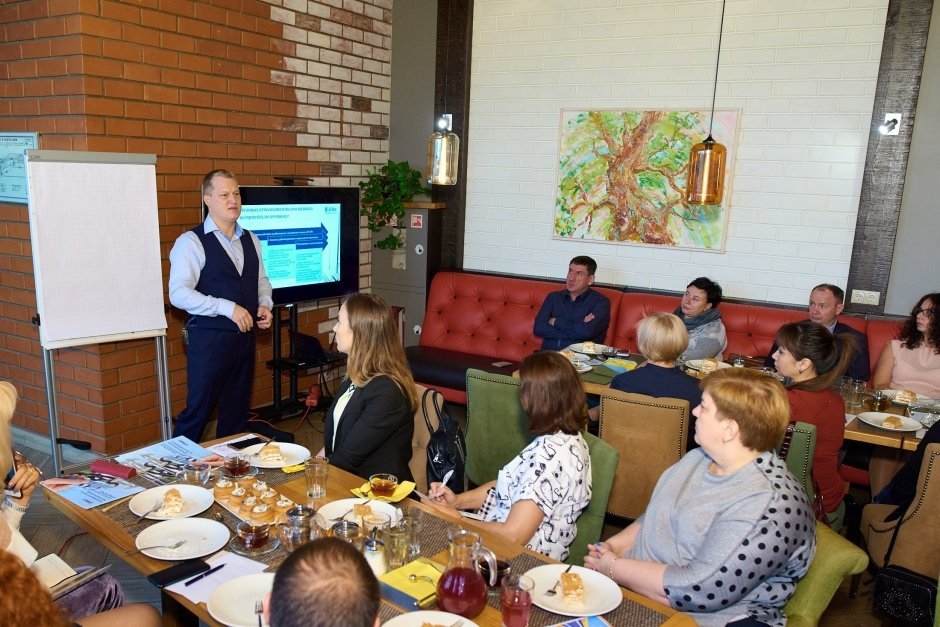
[464,0,888,305]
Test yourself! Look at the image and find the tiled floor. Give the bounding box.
[13,405,887,625]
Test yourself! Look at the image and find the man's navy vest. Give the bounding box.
[190,225,260,331]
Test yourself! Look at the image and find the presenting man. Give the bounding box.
[764,283,870,381]
[264,538,381,627]
[534,255,610,350]
[168,170,273,442]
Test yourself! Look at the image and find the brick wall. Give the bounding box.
[465,0,888,305]
[0,0,391,453]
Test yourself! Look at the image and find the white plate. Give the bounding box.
[568,343,610,356]
[383,611,479,627]
[135,518,230,560]
[881,390,925,406]
[685,359,732,371]
[316,498,402,524]
[242,442,311,468]
[525,564,622,617]
[858,412,922,432]
[207,573,275,627]
[128,485,214,520]
[573,363,592,374]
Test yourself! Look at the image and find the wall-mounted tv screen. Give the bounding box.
[233,186,360,306]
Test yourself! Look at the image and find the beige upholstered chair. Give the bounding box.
[597,389,689,520]
[861,443,940,578]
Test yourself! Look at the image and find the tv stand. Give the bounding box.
[263,304,346,420]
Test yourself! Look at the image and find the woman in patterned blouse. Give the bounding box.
[585,369,816,627]
[425,351,593,561]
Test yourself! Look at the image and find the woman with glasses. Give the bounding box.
[872,293,940,397]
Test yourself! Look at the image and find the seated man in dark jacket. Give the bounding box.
[764,283,869,381]
[533,255,610,350]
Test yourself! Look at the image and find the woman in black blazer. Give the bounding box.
[320,293,418,481]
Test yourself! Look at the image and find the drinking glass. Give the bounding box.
[362,512,391,538]
[500,574,534,627]
[304,456,329,503]
[384,521,411,569]
[181,460,211,486]
[847,379,866,411]
[403,508,423,559]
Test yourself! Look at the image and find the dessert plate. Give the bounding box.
[135,518,229,560]
[207,573,275,627]
[524,564,622,617]
[129,485,214,520]
[858,411,921,432]
[242,442,311,469]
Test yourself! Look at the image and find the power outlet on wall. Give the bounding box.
[850,289,880,306]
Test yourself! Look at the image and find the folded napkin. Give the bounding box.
[580,364,620,384]
[604,358,637,372]
[351,480,416,502]
[379,558,443,610]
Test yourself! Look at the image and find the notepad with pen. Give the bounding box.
[378,558,443,610]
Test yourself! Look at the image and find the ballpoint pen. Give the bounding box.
[184,563,225,586]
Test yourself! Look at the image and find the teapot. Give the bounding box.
[275,505,324,551]
[436,529,497,618]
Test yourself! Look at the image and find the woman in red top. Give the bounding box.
[773,321,853,528]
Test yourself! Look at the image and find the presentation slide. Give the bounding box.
[238,203,341,290]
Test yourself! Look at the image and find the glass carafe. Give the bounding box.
[437,529,497,618]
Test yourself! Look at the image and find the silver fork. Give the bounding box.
[255,599,263,627]
[126,539,187,555]
[544,564,573,596]
[135,500,162,523]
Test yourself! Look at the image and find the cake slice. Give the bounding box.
[257,442,285,463]
[560,572,585,607]
[700,358,718,374]
[159,487,184,516]
[895,390,918,405]
[882,415,903,429]
[353,503,373,526]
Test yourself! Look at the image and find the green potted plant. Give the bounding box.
[359,160,426,250]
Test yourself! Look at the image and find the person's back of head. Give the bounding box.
[0,549,72,627]
[776,320,853,391]
[269,537,380,627]
[637,312,689,362]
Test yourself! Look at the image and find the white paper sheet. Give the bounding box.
[166,550,268,605]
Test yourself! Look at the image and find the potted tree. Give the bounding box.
[359,160,426,250]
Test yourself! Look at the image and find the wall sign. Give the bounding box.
[0,133,38,204]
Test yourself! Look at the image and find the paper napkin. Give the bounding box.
[379,558,443,610]
[351,480,417,502]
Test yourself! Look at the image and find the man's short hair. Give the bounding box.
[269,538,379,627]
[812,283,845,304]
[570,255,597,276]
[201,169,237,196]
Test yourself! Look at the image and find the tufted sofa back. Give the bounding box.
[419,271,622,362]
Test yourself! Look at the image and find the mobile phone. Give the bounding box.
[4,456,22,499]
[146,559,210,588]
[229,436,265,450]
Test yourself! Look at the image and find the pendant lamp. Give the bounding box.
[427,0,459,186]
[427,114,459,185]
[687,0,728,205]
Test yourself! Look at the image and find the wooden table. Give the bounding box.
[45,437,692,627]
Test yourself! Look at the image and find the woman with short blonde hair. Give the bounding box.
[587,369,815,627]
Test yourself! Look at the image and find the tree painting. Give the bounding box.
[554,109,737,250]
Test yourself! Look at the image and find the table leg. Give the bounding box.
[160,589,199,627]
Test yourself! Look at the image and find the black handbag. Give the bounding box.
[872,510,937,625]
[422,388,467,494]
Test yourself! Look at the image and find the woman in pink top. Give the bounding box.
[873,293,940,397]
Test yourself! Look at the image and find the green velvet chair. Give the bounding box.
[776,421,845,531]
[464,369,533,486]
[783,523,868,627]
[566,432,620,565]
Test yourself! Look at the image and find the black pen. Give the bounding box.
[184,563,225,586]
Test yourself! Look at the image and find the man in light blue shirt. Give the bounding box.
[168,170,273,441]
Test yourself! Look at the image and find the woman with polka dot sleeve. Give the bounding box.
[585,369,816,627]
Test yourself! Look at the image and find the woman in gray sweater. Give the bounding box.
[585,369,816,627]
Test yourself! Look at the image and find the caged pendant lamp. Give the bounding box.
[427,0,459,186]
[687,0,728,206]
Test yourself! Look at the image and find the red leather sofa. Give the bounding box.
[406,271,903,404]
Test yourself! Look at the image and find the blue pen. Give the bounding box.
[185,563,225,586]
